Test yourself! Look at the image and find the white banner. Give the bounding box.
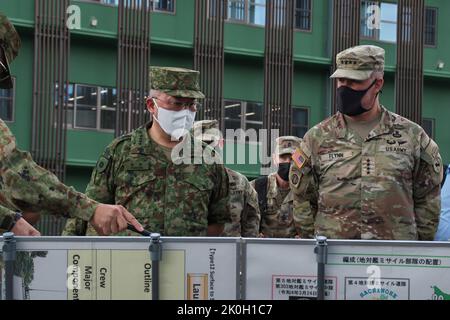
[244,239,323,300]
[327,241,450,300]
[4,237,238,300]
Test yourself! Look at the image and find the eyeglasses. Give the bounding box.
[152,97,197,111]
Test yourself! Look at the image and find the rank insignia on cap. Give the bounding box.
[292,148,308,170]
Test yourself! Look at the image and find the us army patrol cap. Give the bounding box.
[330,45,385,81]
[149,66,205,99]
[275,136,302,156]
[193,119,221,142]
[0,13,21,89]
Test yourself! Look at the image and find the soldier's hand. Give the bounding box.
[22,211,41,225]
[90,204,143,236]
[11,218,41,236]
[258,232,265,238]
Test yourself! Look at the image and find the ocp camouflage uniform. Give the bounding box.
[63,122,230,236]
[224,168,260,237]
[290,106,442,240]
[251,173,299,238]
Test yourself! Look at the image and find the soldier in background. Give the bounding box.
[0,13,143,236]
[63,67,230,237]
[290,45,442,240]
[251,136,303,238]
[193,119,260,237]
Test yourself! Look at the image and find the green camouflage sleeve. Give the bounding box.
[0,120,99,221]
[0,205,15,232]
[289,135,317,238]
[208,164,231,225]
[413,133,442,241]
[84,144,116,204]
[241,179,260,237]
[61,217,88,236]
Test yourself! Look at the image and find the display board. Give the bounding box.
[243,239,324,300]
[326,240,450,300]
[0,237,239,300]
[3,236,450,300]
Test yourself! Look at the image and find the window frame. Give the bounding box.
[88,0,176,14]
[424,6,438,48]
[294,0,313,33]
[64,83,116,133]
[291,106,310,138]
[223,0,266,28]
[224,99,264,145]
[360,0,398,44]
[0,77,16,123]
[422,118,435,140]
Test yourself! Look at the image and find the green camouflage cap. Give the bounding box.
[0,12,21,89]
[330,45,385,81]
[275,136,302,156]
[149,66,205,99]
[192,119,221,142]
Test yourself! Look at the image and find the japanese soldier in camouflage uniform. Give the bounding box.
[0,13,143,236]
[251,136,304,238]
[289,45,443,240]
[63,67,231,237]
[193,119,260,237]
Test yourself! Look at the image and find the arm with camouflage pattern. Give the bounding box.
[0,205,16,232]
[241,179,260,237]
[289,135,318,238]
[413,132,443,241]
[62,141,118,236]
[61,217,88,236]
[207,163,232,235]
[0,119,99,221]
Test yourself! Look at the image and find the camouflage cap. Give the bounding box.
[0,13,21,89]
[149,66,205,99]
[330,45,385,81]
[192,119,221,142]
[275,136,302,156]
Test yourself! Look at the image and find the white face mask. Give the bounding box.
[152,98,196,140]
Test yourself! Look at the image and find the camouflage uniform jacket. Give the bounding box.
[223,168,260,237]
[290,106,442,240]
[0,119,99,231]
[251,173,298,238]
[63,121,230,236]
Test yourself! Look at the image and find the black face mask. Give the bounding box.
[277,162,291,182]
[336,80,377,116]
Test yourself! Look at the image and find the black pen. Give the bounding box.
[127,223,152,237]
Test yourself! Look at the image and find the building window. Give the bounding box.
[249,0,266,26]
[422,118,435,140]
[0,78,15,122]
[295,0,312,31]
[224,99,263,141]
[292,107,309,138]
[61,84,117,131]
[361,1,397,43]
[226,0,266,26]
[152,0,175,12]
[425,7,437,47]
[98,0,175,12]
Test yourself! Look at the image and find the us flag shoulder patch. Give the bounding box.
[292,147,309,169]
